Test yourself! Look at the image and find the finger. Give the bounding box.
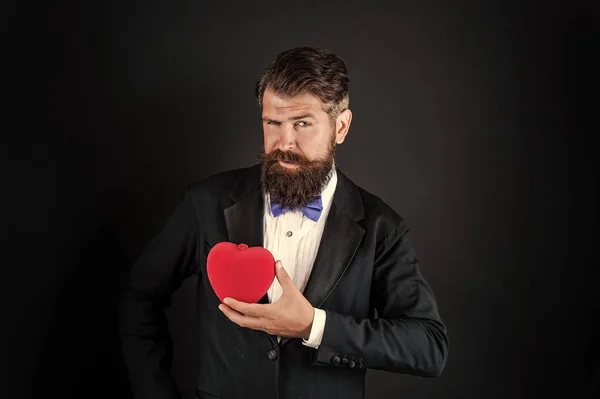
[223,297,265,317]
[219,304,265,330]
[275,261,295,291]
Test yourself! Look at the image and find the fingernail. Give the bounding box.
[277,261,283,269]
[223,298,231,305]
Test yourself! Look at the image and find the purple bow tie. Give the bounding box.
[270,196,323,222]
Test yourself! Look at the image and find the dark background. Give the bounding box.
[3,0,598,398]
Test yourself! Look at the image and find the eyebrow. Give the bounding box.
[262,113,316,123]
[289,113,316,121]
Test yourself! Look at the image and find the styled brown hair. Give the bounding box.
[255,46,350,120]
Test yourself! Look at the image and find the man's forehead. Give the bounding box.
[263,89,323,112]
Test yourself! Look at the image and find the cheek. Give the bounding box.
[263,130,278,150]
[296,130,330,159]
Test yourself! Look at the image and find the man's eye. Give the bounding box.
[296,121,311,127]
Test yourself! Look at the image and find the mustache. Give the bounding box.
[261,149,310,165]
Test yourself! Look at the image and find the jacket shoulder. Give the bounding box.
[347,176,409,239]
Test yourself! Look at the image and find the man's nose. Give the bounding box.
[277,126,296,151]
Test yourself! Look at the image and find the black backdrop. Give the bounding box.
[3,1,598,398]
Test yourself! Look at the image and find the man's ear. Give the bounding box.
[335,109,352,144]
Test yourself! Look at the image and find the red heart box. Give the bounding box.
[207,242,275,303]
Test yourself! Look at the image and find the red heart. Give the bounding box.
[207,242,275,303]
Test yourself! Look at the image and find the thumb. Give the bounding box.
[275,261,294,290]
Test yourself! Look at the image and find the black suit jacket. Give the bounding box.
[118,164,448,399]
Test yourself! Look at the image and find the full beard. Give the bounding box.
[259,140,336,209]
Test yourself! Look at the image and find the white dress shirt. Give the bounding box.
[263,167,337,348]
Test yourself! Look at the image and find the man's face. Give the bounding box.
[259,88,351,208]
[261,88,339,165]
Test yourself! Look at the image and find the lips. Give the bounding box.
[278,160,300,169]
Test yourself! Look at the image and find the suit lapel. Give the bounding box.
[223,190,264,251]
[223,190,270,305]
[222,165,274,342]
[301,206,364,308]
[279,168,365,347]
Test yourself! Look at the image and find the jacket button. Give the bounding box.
[341,357,349,366]
[331,355,341,365]
[267,349,278,360]
[349,360,356,368]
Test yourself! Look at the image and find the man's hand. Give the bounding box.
[218,260,315,339]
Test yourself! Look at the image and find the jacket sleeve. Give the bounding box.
[118,187,200,399]
[313,225,448,377]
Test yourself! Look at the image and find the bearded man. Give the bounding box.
[119,46,448,399]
